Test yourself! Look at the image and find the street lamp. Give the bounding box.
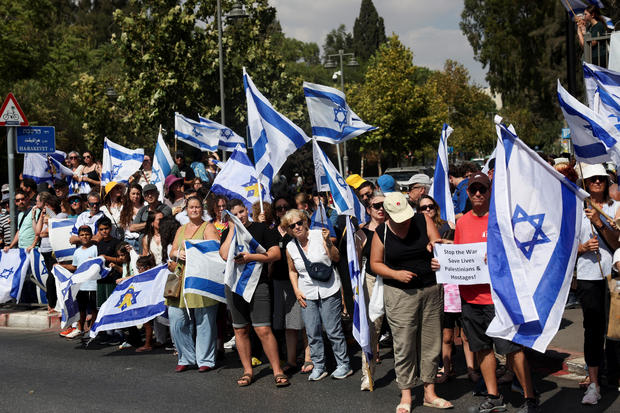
[217,0,248,160]
[324,49,358,175]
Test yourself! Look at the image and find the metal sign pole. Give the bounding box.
[7,126,16,237]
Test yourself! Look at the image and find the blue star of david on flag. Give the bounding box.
[220,128,234,140]
[111,164,122,179]
[0,267,14,279]
[192,126,203,138]
[333,106,348,130]
[115,285,140,311]
[511,205,551,260]
[151,167,162,184]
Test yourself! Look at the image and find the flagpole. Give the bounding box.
[561,0,577,18]
[257,182,264,214]
[577,162,605,278]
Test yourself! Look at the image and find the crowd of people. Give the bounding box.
[3,146,620,413]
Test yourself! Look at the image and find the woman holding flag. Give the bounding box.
[167,196,221,373]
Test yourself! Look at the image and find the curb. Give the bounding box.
[0,306,61,330]
[527,346,586,380]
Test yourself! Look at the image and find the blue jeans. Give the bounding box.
[168,305,218,367]
[301,292,350,371]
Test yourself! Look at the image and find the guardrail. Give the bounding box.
[583,32,611,67]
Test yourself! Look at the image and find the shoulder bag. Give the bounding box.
[294,238,333,282]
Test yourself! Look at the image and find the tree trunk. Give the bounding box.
[378,145,382,175]
[360,154,365,177]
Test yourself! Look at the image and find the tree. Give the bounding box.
[348,36,448,172]
[322,24,354,63]
[352,0,386,61]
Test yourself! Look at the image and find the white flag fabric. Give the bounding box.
[54,257,111,328]
[486,117,589,353]
[429,124,456,224]
[583,63,620,132]
[198,115,247,152]
[310,201,336,238]
[223,211,266,302]
[303,81,376,144]
[0,249,30,304]
[184,240,227,303]
[312,139,369,223]
[210,144,269,209]
[49,218,76,262]
[101,138,145,186]
[22,151,72,184]
[557,80,620,164]
[244,68,310,192]
[152,131,174,201]
[175,112,218,152]
[89,264,168,338]
[29,249,49,305]
[345,216,372,360]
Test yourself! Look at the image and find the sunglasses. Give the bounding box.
[15,198,25,202]
[288,220,304,230]
[83,155,91,159]
[587,176,606,183]
[468,185,488,195]
[418,204,435,212]
[370,202,384,210]
[69,156,79,160]
[276,205,289,211]
[88,202,100,207]
[70,199,81,204]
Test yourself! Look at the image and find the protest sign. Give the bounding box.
[433,242,489,285]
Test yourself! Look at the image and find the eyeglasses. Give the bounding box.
[15,198,25,202]
[418,205,435,212]
[69,156,78,160]
[370,202,384,210]
[275,205,289,212]
[468,185,488,195]
[88,202,100,207]
[83,155,91,159]
[587,176,606,183]
[70,199,81,204]
[288,220,304,230]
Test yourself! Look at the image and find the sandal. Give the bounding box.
[237,373,253,387]
[274,373,290,387]
[301,361,314,374]
[395,403,411,413]
[423,397,454,409]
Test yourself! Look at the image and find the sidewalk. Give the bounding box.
[0,303,61,330]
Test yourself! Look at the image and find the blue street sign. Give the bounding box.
[561,128,570,139]
[16,126,55,153]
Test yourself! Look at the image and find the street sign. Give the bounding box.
[0,93,28,126]
[561,127,570,139]
[16,126,55,153]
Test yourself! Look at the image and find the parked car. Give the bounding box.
[384,166,435,191]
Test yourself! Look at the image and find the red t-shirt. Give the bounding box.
[454,211,493,305]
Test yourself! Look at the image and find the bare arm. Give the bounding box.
[287,250,306,308]
[369,229,416,283]
[204,222,220,241]
[219,223,235,261]
[129,221,146,233]
[322,229,340,263]
[168,226,184,261]
[142,236,150,256]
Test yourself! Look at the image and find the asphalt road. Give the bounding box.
[0,329,618,413]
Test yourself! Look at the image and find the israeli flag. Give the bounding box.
[310,201,336,238]
[175,112,218,152]
[583,63,620,131]
[152,131,174,201]
[29,249,49,305]
[101,138,145,186]
[244,68,310,192]
[198,115,247,152]
[223,211,266,302]
[345,216,372,359]
[53,257,111,328]
[303,81,376,144]
[184,240,227,303]
[23,151,73,184]
[49,218,76,262]
[312,139,369,223]
[0,249,30,304]
[429,124,456,223]
[89,264,168,338]
[487,116,589,353]
[557,80,620,164]
[210,145,269,210]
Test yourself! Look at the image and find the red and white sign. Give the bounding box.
[0,93,28,126]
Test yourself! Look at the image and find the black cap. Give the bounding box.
[142,184,158,195]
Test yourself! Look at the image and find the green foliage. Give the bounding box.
[352,0,386,61]
[348,36,448,165]
[322,24,354,63]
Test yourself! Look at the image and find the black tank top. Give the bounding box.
[376,213,436,290]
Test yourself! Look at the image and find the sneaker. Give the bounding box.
[223,336,236,349]
[65,329,83,339]
[467,395,507,413]
[59,326,75,337]
[516,398,540,413]
[331,365,353,379]
[581,383,601,405]
[308,369,328,381]
[118,341,132,349]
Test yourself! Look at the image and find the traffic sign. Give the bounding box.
[561,128,570,139]
[16,126,55,153]
[0,93,28,126]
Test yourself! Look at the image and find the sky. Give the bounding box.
[270,0,488,86]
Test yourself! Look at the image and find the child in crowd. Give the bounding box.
[61,225,99,339]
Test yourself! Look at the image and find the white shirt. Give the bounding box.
[577,200,619,281]
[286,229,340,300]
[72,210,104,235]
